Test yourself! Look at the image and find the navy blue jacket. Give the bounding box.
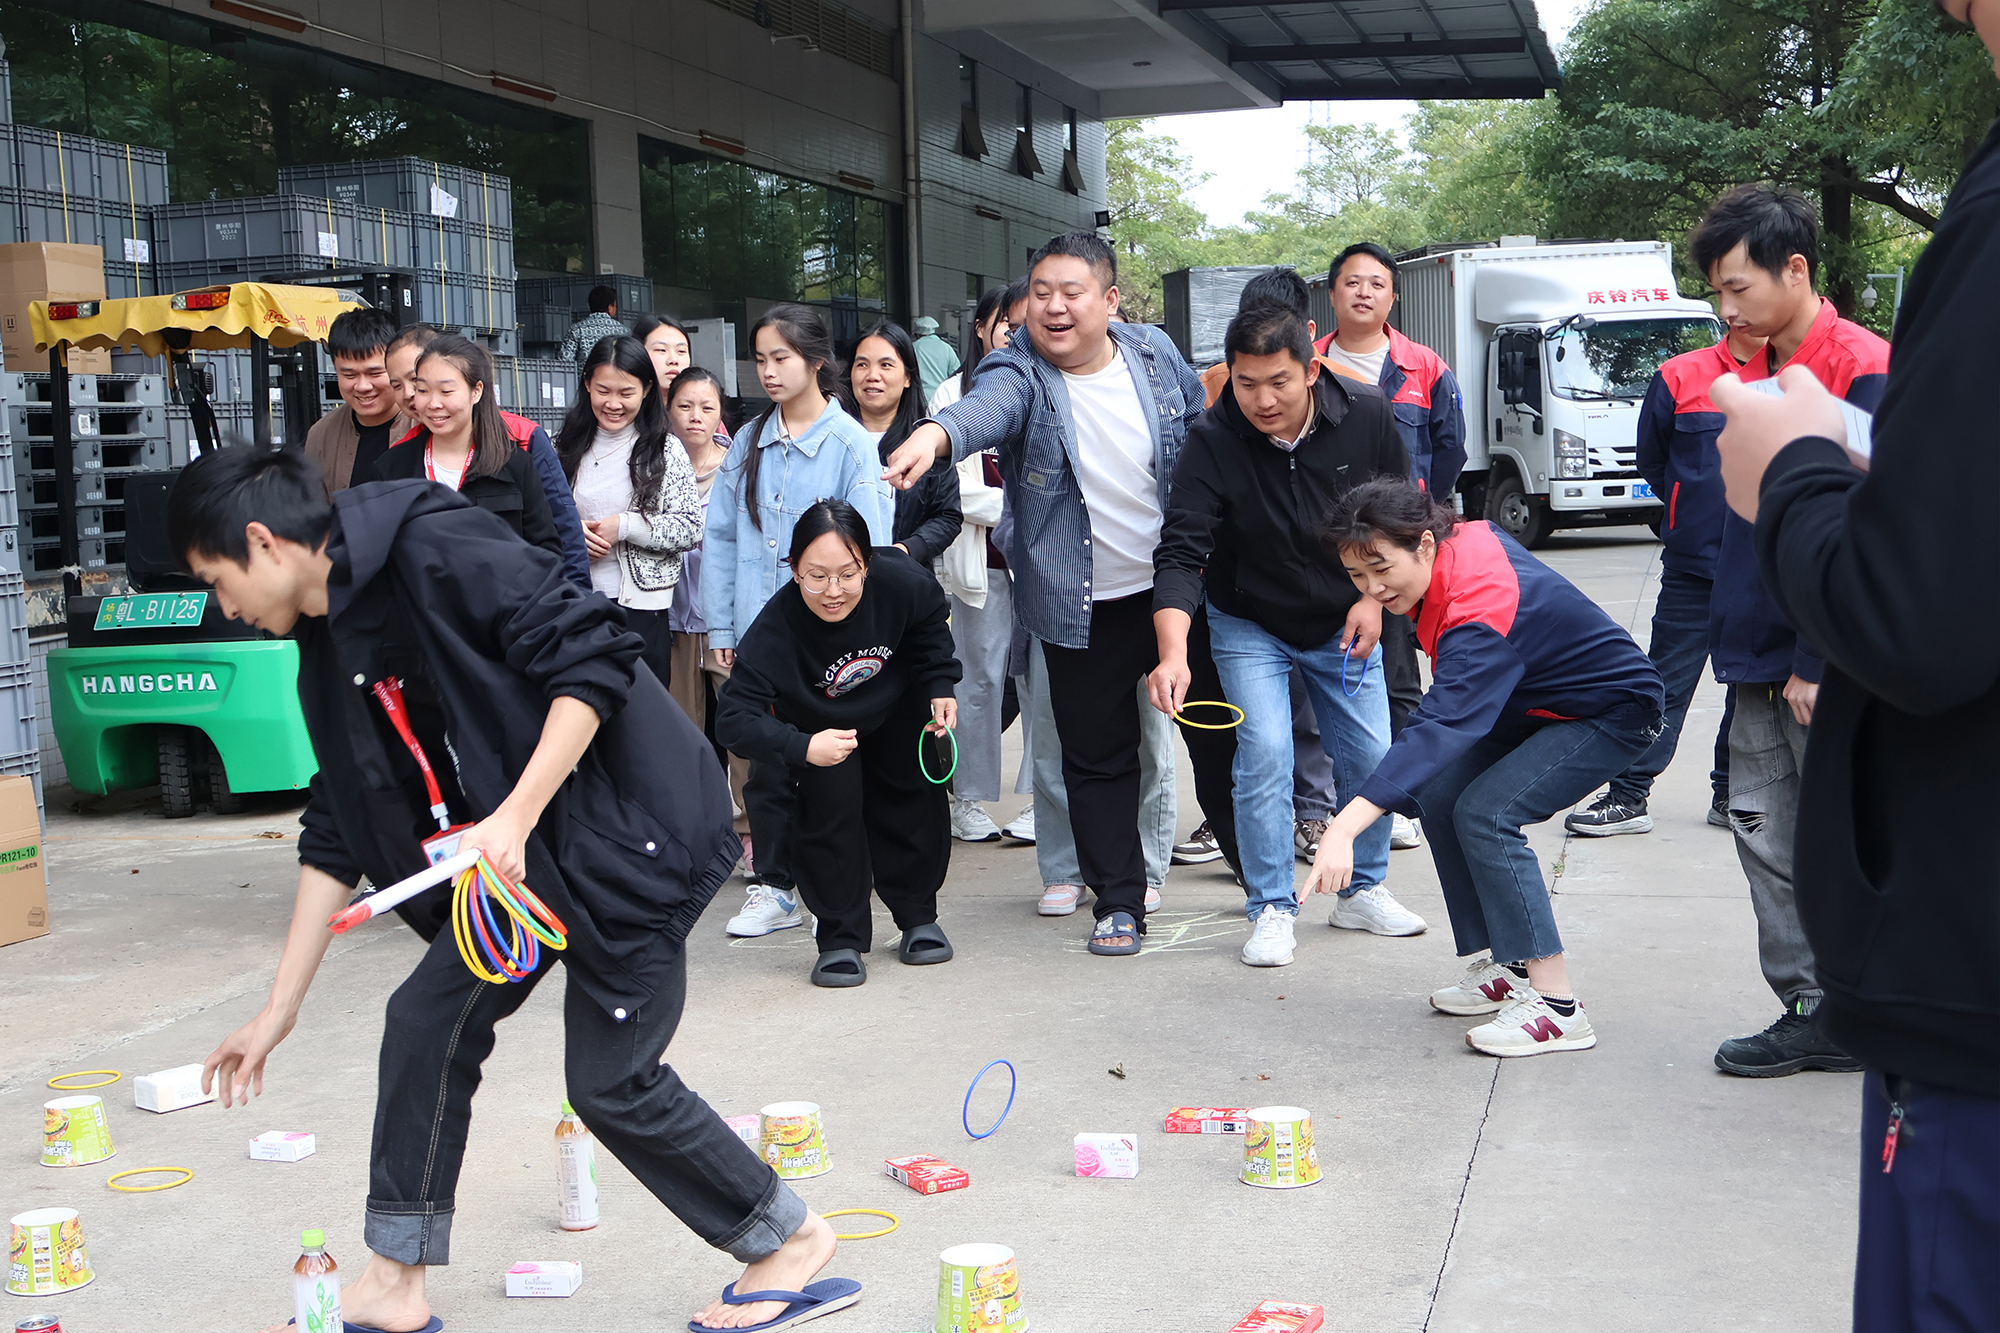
[1709,300,1889,686]
[1633,342,1746,581]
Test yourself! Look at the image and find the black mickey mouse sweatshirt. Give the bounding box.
[715,547,962,767]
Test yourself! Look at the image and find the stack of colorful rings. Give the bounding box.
[451,854,570,983]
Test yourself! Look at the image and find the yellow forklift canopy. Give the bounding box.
[28,283,365,356]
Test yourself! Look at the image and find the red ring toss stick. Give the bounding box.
[327,849,482,934]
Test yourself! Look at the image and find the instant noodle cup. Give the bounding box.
[8,1208,94,1296]
[1240,1106,1321,1189]
[40,1096,115,1168]
[759,1101,831,1180]
[935,1242,1026,1333]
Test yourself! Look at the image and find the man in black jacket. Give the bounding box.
[173,451,848,1333]
[1151,303,1423,968]
[1712,1,2000,1324]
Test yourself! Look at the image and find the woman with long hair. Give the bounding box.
[634,314,693,399]
[663,366,734,732]
[928,286,1011,413]
[551,335,701,687]
[701,303,895,941]
[1308,478,1663,1056]
[849,319,961,565]
[366,334,563,559]
[715,500,960,988]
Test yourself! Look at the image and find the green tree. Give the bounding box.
[1102,118,1219,322]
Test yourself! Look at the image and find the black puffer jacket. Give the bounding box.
[294,481,738,1021]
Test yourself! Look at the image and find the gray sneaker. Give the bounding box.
[1564,793,1653,837]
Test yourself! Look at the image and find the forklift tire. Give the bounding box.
[159,728,200,819]
[206,738,247,815]
[1486,469,1553,549]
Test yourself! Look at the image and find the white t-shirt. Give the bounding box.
[1062,348,1159,601]
[426,444,467,492]
[1323,338,1389,387]
[573,424,638,599]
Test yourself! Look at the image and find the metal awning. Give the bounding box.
[923,0,1560,117]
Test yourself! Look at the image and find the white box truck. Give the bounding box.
[1384,237,1723,547]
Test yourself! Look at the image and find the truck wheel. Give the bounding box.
[1485,470,1553,548]
[159,729,199,819]
[206,738,247,815]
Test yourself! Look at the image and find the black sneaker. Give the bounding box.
[1172,820,1223,865]
[1707,795,1730,829]
[1715,1007,1865,1077]
[1564,793,1653,836]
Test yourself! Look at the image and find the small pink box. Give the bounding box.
[724,1113,761,1147]
[506,1261,582,1297]
[248,1131,316,1162]
[1074,1133,1138,1178]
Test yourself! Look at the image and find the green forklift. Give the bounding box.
[30,283,362,815]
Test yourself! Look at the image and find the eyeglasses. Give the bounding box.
[797,567,865,595]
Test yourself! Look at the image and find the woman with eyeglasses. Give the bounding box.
[715,499,961,990]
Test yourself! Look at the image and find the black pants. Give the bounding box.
[626,606,674,692]
[743,760,796,890]
[1855,1070,2000,1331]
[791,689,951,954]
[1041,590,1159,923]
[1175,604,1242,872]
[1380,609,1422,739]
[365,925,802,1266]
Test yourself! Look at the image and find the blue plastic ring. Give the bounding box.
[473,874,538,979]
[1341,635,1371,698]
[962,1059,1017,1140]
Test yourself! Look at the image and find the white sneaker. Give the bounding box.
[1429,956,1529,1015]
[950,796,1002,842]
[1144,884,1162,912]
[1327,885,1427,936]
[1466,991,1598,1056]
[1037,884,1084,916]
[1000,804,1036,842]
[1390,813,1423,849]
[1240,904,1297,966]
[725,882,805,937]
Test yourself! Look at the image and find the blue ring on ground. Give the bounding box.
[963,1059,1017,1139]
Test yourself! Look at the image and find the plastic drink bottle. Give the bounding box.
[556,1100,600,1230]
[292,1229,341,1333]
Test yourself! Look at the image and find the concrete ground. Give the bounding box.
[0,525,1858,1333]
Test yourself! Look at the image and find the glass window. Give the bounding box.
[961,57,977,110]
[1549,317,1725,400]
[958,58,985,159]
[1014,84,1041,179]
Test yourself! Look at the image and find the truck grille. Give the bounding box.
[1589,441,1640,479]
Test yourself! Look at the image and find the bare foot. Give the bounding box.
[337,1254,433,1332]
[691,1212,838,1329]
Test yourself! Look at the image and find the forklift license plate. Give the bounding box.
[94,591,208,631]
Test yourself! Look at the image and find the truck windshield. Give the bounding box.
[1549,318,1723,401]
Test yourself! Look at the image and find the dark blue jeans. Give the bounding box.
[1419,705,1662,963]
[1610,566,1728,806]
[1856,1071,2000,1331]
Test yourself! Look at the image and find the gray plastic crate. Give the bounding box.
[0,187,107,250]
[520,303,570,345]
[0,61,12,125]
[518,273,653,317]
[6,125,168,205]
[410,216,514,276]
[156,194,392,267]
[0,748,44,818]
[279,157,512,230]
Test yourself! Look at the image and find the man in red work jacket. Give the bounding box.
[1314,242,1467,851]
[1700,185,1886,1080]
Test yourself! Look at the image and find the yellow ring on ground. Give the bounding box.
[1173,700,1246,730]
[48,1070,121,1091]
[107,1166,193,1193]
[822,1208,900,1240]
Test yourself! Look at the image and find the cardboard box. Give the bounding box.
[884,1153,970,1195]
[724,1113,761,1147]
[0,295,111,374]
[0,243,108,300]
[1165,1106,1251,1135]
[135,1064,216,1113]
[1074,1133,1139,1178]
[0,775,46,947]
[505,1261,582,1297]
[248,1131,316,1162]
[1228,1301,1325,1333]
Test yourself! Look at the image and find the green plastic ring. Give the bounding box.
[918,725,959,785]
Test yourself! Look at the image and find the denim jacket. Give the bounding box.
[932,322,1202,648]
[700,401,893,650]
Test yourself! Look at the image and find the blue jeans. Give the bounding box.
[1610,566,1726,805]
[1207,603,1391,919]
[1420,706,1660,962]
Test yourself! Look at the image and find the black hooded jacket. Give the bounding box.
[1754,120,2000,1095]
[293,480,739,1020]
[1155,368,1406,648]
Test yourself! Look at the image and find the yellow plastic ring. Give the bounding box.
[107,1166,193,1193]
[1173,700,1245,731]
[822,1208,899,1241]
[48,1070,121,1091]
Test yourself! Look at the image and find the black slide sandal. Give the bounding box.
[897,922,954,965]
[810,948,868,988]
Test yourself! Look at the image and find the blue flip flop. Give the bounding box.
[288,1319,443,1333]
[686,1277,862,1332]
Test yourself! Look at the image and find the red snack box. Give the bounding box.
[1165,1106,1252,1134]
[884,1153,970,1195]
[1228,1300,1324,1333]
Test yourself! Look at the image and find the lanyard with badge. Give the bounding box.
[323,675,568,982]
